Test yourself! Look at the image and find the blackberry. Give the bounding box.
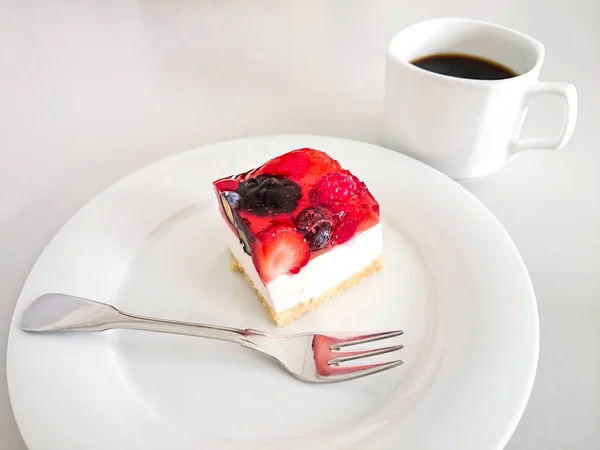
[237,175,302,216]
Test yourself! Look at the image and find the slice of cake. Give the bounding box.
[213,148,382,327]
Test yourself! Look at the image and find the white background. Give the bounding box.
[1,1,598,449]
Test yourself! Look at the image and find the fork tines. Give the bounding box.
[313,330,404,381]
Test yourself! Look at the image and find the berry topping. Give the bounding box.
[300,148,343,175]
[294,207,334,251]
[214,147,381,265]
[312,172,358,208]
[332,202,370,244]
[254,225,310,282]
[237,175,302,216]
[257,150,310,179]
[333,216,359,245]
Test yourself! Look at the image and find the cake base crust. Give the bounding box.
[231,255,383,327]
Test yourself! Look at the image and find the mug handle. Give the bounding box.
[512,81,578,153]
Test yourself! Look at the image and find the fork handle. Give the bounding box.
[113,312,264,349]
[21,293,266,351]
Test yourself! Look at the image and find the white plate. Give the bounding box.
[7,135,538,450]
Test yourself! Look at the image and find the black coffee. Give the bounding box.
[411,53,517,80]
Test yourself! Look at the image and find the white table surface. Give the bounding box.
[1,1,598,449]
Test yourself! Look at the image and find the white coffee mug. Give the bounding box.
[382,17,578,180]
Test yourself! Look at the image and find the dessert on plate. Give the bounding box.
[213,148,382,327]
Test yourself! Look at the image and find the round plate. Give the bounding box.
[7,135,538,450]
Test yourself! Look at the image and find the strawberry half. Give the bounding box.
[257,150,310,180]
[253,225,310,283]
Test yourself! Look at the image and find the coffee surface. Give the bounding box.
[411,53,517,80]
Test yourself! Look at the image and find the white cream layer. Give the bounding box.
[223,220,382,313]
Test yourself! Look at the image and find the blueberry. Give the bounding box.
[223,190,243,210]
[237,175,302,216]
[220,191,243,225]
[309,224,333,251]
[294,206,334,251]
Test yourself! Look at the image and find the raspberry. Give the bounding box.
[332,204,368,245]
[334,216,359,245]
[312,172,358,207]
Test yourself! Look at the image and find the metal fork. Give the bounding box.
[20,293,404,383]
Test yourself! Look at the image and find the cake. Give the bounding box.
[213,148,382,327]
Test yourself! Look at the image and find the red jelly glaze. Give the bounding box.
[213,148,380,283]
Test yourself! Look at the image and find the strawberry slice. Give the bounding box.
[301,148,342,178]
[257,150,310,180]
[253,225,310,283]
